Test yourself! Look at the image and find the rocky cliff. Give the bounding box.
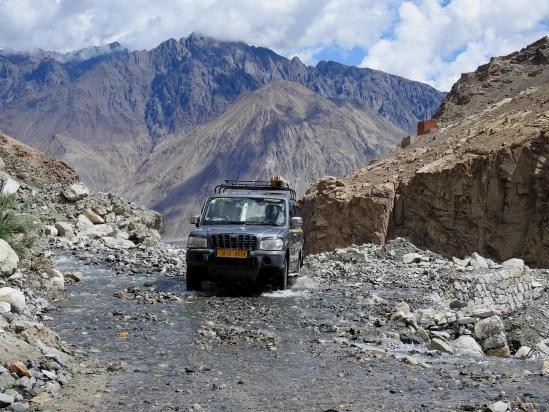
[301,37,549,267]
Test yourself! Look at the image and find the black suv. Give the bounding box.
[185,179,304,291]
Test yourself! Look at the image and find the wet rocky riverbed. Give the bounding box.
[43,242,548,412]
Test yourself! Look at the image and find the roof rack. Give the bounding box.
[215,179,296,200]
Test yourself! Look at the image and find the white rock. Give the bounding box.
[102,236,135,249]
[429,337,454,354]
[474,316,505,339]
[487,401,510,412]
[514,346,531,360]
[451,336,485,358]
[51,275,64,291]
[0,239,19,276]
[402,253,422,264]
[0,171,20,195]
[470,252,489,269]
[44,225,58,237]
[62,183,89,202]
[76,214,94,229]
[0,287,26,313]
[0,301,11,313]
[80,224,114,238]
[501,258,525,271]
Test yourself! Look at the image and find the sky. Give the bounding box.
[0,0,548,91]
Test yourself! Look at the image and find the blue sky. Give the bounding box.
[0,0,548,90]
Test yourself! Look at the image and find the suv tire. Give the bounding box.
[275,257,289,290]
[186,268,202,291]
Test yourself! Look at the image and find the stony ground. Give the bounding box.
[39,238,549,412]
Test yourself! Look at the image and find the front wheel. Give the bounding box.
[186,268,202,291]
[275,258,289,290]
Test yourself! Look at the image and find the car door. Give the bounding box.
[288,201,302,271]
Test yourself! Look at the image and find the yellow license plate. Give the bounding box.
[216,249,249,258]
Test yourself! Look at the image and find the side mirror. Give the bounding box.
[190,215,200,226]
[291,217,303,228]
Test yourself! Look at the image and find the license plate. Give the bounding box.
[216,249,249,258]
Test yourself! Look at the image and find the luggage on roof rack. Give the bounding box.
[215,177,296,200]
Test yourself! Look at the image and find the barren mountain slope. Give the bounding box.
[0,35,443,194]
[131,80,405,238]
[301,37,549,266]
[0,132,77,186]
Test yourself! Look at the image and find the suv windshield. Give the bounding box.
[203,197,287,226]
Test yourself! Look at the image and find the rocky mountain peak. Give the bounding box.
[434,36,549,123]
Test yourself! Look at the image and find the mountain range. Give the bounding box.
[0,34,444,236]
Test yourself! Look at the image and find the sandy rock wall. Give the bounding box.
[393,132,549,266]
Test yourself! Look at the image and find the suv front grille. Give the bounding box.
[209,234,258,250]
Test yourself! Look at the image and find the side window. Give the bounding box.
[289,201,295,219]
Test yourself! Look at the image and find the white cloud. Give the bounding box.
[361,0,549,90]
[0,0,547,91]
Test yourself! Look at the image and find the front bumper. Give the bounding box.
[186,248,285,282]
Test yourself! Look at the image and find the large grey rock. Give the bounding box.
[474,316,504,339]
[55,222,75,239]
[44,225,58,237]
[0,171,20,195]
[0,287,26,313]
[62,183,89,202]
[80,224,114,238]
[0,371,16,389]
[76,214,94,229]
[102,236,135,249]
[402,253,422,264]
[0,393,14,407]
[451,335,485,358]
[429,337,454,354]
[470,252,489,269]
[0,239,19,276]
[487,401,510,412]
[501,258,525,271]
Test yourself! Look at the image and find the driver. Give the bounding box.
[265,204,284,226]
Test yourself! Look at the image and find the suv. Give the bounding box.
[185,179,304,291]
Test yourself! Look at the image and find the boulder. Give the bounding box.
[0,156,4,169]
[474,316,505,339]
[402,253,422,264]
[83,208,104,224]
[429,337,454,354]
[487,401,510,412]
[451,336,484,358]
[470,252,489,269]
[62,183,89,202]
[514,346,531,359]
[43,225,58,237]
[0,287,26,313]
[0,302,11,313]
[65,272,82,282]
[76,214,94,230]
[541,359,549,376]
[0,393,14,407]
[79,224,114,238]
[140,210,161,230]
[0,239,19,276]
[6,362,31,378]
[501,258,525,271]
[0,171,20,195]
[102,237,135,249]
[54,222,75,239]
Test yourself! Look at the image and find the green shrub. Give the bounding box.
[0,195,40,257]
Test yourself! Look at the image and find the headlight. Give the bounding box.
[187,236,207,249]
[259,238,284,251]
